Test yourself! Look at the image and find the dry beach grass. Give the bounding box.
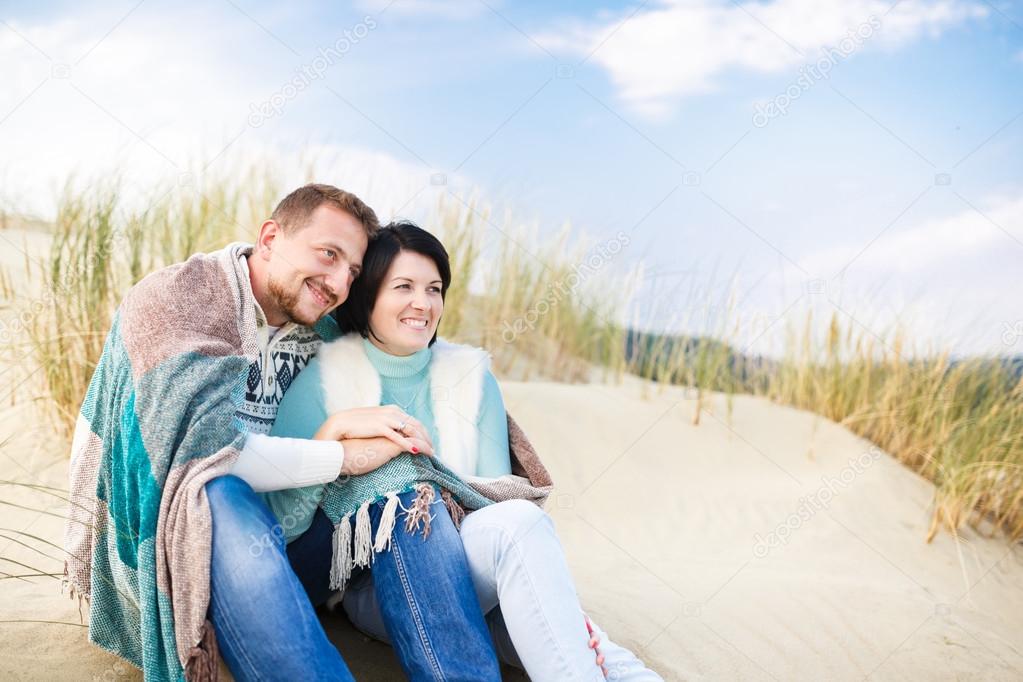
[1,173,1021,679]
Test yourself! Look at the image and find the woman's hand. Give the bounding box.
[585,615,607,678]
[336,436,434,476]
[314,406,432,452]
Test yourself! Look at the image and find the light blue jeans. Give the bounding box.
[206,475,501,681]
[342,499,663,682]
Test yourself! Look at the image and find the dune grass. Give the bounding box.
[5,172,1021,543]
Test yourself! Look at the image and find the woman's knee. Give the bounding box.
[465,499,551,543]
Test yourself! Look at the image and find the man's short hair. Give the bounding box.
[270,183,380,236]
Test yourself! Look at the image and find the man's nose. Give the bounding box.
[323,276,345,302]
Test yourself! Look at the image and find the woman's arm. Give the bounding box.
[474,371,513,477]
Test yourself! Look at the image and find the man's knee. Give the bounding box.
[206,475,284,555]
[205,474,253,506]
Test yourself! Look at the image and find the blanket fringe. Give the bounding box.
[373,492,400,553]
[404,483,436,539]
[353,500,373,568]
[184,618,219,682]
[328,485,442,599]
[440,489,465,530]
[328,514,353,592]
[61,562,89,623]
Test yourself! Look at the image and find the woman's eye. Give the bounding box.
[322,249,336,261]
[396,283,411,289]
[428,286,441,293]
[349,267,360,278]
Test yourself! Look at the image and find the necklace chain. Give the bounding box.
[392,377,427,412]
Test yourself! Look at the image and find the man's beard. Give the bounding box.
[266,274,332,327]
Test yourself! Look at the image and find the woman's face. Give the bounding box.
[367,250,444,356]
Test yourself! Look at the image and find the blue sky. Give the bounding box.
[1,0,1021,356]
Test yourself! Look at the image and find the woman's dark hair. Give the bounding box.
[333,220,451,347]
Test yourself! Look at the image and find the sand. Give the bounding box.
[1,378,1022,680]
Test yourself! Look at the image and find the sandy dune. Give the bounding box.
[1,379,1022,680]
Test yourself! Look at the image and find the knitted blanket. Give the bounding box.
[314,335,555,593]
[322,416,555,592]
[62,242,330,681]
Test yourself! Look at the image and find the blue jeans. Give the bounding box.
[207,475,500,681]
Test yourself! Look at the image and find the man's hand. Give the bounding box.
[314,406,432,453]
[337,436,433,476]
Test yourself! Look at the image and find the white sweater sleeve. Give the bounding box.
[230,433,344,493]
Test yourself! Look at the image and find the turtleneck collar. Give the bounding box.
[362,337,432,378]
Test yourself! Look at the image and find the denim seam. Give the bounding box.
[211,576,264,682]
[391,516,446,680]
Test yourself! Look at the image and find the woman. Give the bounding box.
[266,221,661,681]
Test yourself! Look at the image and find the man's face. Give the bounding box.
[262,204,369,327]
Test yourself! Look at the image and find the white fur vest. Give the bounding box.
[317,334,490,478]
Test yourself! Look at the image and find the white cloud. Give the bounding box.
[541,0,988,118]
[0,10,458,220]
[799,194,1023,276]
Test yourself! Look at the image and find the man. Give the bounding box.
[64,184,501,681]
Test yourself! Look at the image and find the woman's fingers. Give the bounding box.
[409,437,434,456]
[397,415,432,446]
[382,405,433,446]
[405,416,431,445]
[379,427,418,453]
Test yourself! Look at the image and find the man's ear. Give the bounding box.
[255,220,281,261]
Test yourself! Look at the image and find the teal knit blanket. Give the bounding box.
[319,420,555,593]
[62,243,337,681]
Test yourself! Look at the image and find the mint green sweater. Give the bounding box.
[262,338,512,542]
